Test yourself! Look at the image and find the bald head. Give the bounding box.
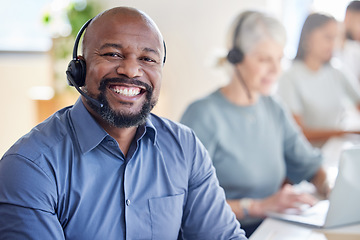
[82,7,164,60]
[94,7,160,30]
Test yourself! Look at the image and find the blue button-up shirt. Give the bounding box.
[0,99,246,240]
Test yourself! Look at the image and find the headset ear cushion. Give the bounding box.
[227,48,244,64]
[66,59,87,87]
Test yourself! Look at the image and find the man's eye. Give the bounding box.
[140,56,156,63]
[102,53,122,58]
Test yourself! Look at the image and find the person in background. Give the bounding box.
[278,12,360,147]
[0,7,247,239]
[344,0,360,42]
[181,10,329,237]
[334,0,360,82]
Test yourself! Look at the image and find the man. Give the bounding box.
[334,0,360,82]
[0,7,247,239]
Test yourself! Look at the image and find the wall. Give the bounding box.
[0,52,53,155]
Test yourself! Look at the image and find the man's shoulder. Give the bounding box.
[148,114,200,149]
[149,113,193,135]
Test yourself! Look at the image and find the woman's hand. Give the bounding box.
[227,184,318,219]
[252,184,318,217]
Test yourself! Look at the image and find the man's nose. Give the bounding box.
[117,58,143,78]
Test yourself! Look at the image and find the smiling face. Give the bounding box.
[81,8,164,128]
[238,38,283,95]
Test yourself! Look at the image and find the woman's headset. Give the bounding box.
[227,11,254,64]
[226,11,255,100]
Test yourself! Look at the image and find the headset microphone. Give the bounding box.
[66,18,104,108]
[66,69,104,108]
[227,11,255,101]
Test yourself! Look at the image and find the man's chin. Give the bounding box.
[86,89,156,128]
[101,102,153,128]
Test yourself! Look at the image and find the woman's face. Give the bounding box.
[239,38,283,95]
[306,20,338,63]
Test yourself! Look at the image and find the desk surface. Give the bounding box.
[249,218,360,240]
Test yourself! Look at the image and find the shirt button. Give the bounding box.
[126,199,131,206]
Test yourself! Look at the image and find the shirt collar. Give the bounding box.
[69,98,157,154]
[70,98,108,154]
[144,115,157,145]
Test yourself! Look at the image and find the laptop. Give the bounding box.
[267,147,360,228]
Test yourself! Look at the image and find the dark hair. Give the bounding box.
[346,1,360,40]
[295,13,336,60]
[347,1,360,12]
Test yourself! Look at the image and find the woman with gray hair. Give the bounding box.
[181,10,329,237]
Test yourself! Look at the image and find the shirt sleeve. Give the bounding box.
[179,131,247,240]
[0,155,65,239]
[278,99,323,183]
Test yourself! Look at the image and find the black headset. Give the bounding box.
[227,11,254,64]
[66,18,167,88]
[226,11,255,100]
[66,19,92,88]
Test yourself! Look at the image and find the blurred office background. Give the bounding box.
[0,0,353,156]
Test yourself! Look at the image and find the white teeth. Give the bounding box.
[112,88,140,97]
